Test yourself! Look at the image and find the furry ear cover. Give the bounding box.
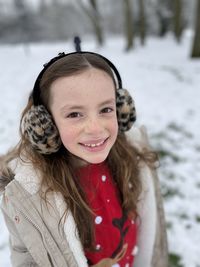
[23,105,61,154]
[23,89,136,154]
[116,88,136,132]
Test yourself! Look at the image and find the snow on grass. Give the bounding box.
[0,32,200,267]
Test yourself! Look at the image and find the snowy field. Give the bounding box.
[0,33,200,267]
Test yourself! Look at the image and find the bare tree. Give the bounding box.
[156,2,172,37]
[13,0,32,48]
[137,0,146,45]
[191,0,200,58]
[172,0,183,42]
[123,0,134,51]
[76,0,104,46]
[39,0,46,14]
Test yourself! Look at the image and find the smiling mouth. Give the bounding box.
[80,138,108,148]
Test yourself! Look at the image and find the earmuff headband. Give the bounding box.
[32,51,123,106]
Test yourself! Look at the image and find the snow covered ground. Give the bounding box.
[0,32,200,267]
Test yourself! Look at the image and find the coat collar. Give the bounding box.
[9,158,88,267]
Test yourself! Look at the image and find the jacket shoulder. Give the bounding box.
[0,161,15,194]
[126,125,150,149]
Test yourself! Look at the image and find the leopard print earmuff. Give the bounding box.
[23,50,136,154]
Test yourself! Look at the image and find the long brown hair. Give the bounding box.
[1,53,157,250]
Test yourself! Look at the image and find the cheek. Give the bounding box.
[58,125,78,145]
[109,117,119,137]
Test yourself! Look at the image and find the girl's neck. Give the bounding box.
[70,153,106,169]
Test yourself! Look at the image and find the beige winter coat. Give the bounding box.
[0,126,168,267]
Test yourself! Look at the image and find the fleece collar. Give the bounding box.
[9,158,88,267]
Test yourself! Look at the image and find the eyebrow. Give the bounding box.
[60,98,116,112]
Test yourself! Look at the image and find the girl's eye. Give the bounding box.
[101,107,114,113]
[66,112,82,118]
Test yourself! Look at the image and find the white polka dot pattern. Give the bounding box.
[96,244,101,250]
[101,175,106,182]
[95,216,103,224]
[132,245,139,256]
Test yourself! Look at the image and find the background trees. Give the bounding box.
[123,0,134,50]
[172,0,183,43]
[191,0,200,57]
[76,0,104,46]
[0,0,199,58]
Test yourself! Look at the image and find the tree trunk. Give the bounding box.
[138,0,146,45]
[191,0,200,58]
[89,0,104,46]
[13,0,30,52]
[39,0,46,14]
[90,0,97,10]
[173,0,183,43]
[77,0,104,46]
[123,0,134,51]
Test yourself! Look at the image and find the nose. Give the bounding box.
[84,116,104,135]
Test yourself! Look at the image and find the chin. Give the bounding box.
[84,154,109,164]
[85,158,106,165]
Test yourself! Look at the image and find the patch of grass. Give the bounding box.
[179,213,189,220]
[167,122,193,138]
[157,149,182,163]
[166,221,173,229]
[162,186,183,199]
[164,172,176,180]
[169,253,184,267]
[195,215,200,223]
[167,122,183,132]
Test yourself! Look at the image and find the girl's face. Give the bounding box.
[50,68,118,165]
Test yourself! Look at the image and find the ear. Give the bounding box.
[116,89,136,132]
[23,105,62,154]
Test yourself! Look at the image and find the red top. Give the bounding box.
[77,162,138,267]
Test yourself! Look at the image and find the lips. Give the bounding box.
[82,140,105,147]
[79,138,108,148]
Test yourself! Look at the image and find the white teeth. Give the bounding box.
[84,140,105,147]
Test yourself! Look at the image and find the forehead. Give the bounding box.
[50,68,116,107]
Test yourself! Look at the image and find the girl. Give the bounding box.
[0,47,168,267]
